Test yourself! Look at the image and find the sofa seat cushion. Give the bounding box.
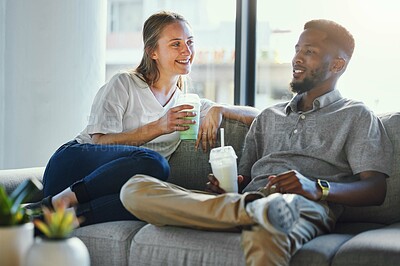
[72,220,146,266]
[290,234,353,266]
[331,223,400,266]
[130,224,356,266]
[129,224,245,266]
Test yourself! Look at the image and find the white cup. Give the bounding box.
[209,146,238,193]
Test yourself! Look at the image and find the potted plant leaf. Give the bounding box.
[25,200,90,266]
[0,178,43,266]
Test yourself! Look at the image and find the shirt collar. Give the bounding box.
[285,89,343,115]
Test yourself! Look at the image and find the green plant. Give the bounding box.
[34,200,80,239]
[0,179,43,226]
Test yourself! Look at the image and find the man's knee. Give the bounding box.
[120,174,154,215]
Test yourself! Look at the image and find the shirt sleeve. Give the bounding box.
[345,109,393,177]
[238,117,259,178]
[199,98,215,120]
[86,73,131,135]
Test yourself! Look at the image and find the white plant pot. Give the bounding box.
[25,236,90,266]
[0,222,34,266]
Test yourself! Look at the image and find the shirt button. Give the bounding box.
[300,115,306,119]
[293,129,298,134]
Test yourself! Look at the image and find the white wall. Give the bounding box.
[3,0,106,169]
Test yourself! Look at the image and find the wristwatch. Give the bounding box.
[317,179,330,201]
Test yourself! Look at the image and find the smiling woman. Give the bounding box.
[256,0,400,114]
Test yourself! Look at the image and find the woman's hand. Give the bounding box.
[91,104,196,146]
[157,104,197,134]
[195,106,223,152]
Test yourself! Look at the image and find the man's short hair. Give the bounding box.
[304,19,355,59]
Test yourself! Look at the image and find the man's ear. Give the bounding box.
[332,57,346,73]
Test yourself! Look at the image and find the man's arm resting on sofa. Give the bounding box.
[322,171,387,206]
[266,170,387,207]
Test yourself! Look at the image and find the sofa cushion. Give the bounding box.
[129,224,245,266]
[339,112,400,224]
[290,234,353,266]
[72,220,146,266]
[130,224,355,266]
[168,118,249,191]
[331,223,400,266]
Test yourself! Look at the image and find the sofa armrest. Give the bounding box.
[0,167,45,202]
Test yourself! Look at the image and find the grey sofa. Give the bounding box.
[1,115,400,266]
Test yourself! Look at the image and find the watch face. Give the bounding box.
[319,180,329,188]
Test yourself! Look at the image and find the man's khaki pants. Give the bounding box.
[120,175,336,266]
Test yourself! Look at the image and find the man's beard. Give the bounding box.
[290,63,329,94]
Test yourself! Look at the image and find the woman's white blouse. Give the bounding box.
[75,72,213,159]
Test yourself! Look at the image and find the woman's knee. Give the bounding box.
[43,144,77,195]
[134,149,170,181]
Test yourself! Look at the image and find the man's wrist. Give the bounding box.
[317,179,330,201]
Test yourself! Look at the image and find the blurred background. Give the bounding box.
[105,0,400,111]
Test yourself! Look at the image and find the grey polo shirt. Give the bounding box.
[240,89,393,193]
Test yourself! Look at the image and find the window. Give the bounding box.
[108,0,143,33]
[256,0,400,114]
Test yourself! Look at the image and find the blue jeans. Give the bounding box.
[43,140,170,226]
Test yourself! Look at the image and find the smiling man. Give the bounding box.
[120,20,393,265]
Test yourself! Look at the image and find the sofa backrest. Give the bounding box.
[339,112,400,224]
[168,118,249,190]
